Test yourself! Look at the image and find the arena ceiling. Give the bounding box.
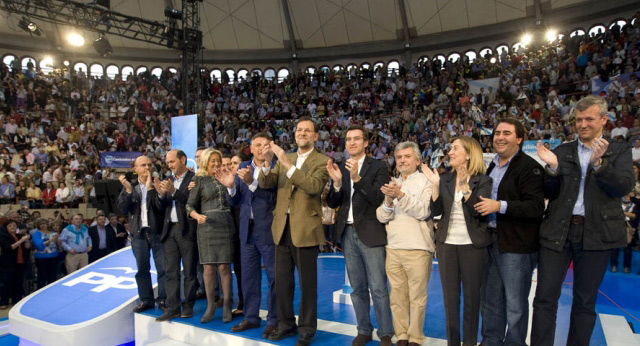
[0,0,637,63]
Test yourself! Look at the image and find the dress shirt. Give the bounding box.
[573,139,600,216]
[228,160,261,219]
[487,154,511,228]
[262,149,314,214]
[97,225,107,249]
[333,155,365,224]
[170,171,186,222]
[139,180,149,227]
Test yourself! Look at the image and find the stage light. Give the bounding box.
[93,36,113,57]
[18,16,41,36]
[63,60,70,67]
[490,57,497,64]
[521,33,532,46]
[164,8,182,20]
[546,29,557,42]
[68,32,85,46]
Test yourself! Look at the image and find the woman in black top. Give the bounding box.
[0,220,32,309]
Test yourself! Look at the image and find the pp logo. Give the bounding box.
[62,267,147,292]
[104,155,115,165]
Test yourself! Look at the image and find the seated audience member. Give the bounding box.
[27,182,43,209]
[42,182,57,208]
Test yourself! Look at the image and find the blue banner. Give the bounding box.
[171,114,198,169]
[100,151,141,168]
[591,71,640,94]
[522,139,561,154]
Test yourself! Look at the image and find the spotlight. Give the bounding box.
[68,33,85,46]
[490,57,497,64]
[164,8,183,20]
[93,36,113,57]
[18,17,41,36]
[63,60,70,66]
[521,33,532,46]
[546,29,557,42]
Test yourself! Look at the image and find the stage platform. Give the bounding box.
[3,252,640,345]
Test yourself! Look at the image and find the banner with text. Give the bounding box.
[100,151,141,169]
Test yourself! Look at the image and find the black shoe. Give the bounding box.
[268,327,298,341]
[296,332,314,346]
[231,320,260,332]
[133,302,154,313]
[155,310,180,322]
[352,334,372,346]
[181,306,194,318]
[262,325,276,339]
[157,301,167,311]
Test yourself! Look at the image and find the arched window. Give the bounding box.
[479,47,493,59]
[210,69,221,83]
[373,62,384,72]
[332,65,344,73]
[39,57,54,74]
[90,63,104,78]
[151,67,163,79]
[447,53,461,63]
[264,68,276,81]
[2,55,16,69]
[22,57,37,71]
[168,67,177,74]
[121,65,134,80]
[225,69,235,84]
[305,66,316,75]
[251,68,262,78]
[360,62,371,70]
[417,56,429,65]
[632,17,636,26]
[387,60,399,76]
[512,43,526,53]
[277,68,290,83]
[237,69,248,81]
[434,55,446,67]
[73,61,88,75]
[609,19,627,29]
[346,63,357,72]
[496,44,509,57]
[588,25,606,37]
[136,66,147,76]
[105,65,119,79]
[464,50,477,62]
[570,29,586,37]
[319,65,330,73]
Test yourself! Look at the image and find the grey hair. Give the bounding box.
[571,95,608,118]
[395,141,421,161]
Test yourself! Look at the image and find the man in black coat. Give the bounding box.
[155,150,198,322]
[88,214,117,263]
[106,213,128,250]
[474,118,545,346]
[326,125,393,346]
[532,95,635,346]
[117,155,167,313]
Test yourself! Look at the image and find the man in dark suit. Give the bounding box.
[473,118,545,346]
[326,125,393,346]
[259,117,330,346]
[106,213,128,250]
[532,95,635,345]
[226,132,278,338]
[88,214,117,263]
[117,155,167,313]
[155,150,198,322]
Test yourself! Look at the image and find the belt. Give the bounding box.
[570,215,585,225]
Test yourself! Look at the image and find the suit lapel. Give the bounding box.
[359,156,371,179]
[444,172,456,197]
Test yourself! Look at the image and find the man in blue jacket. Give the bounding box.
[226,132,278,339]
[532,95,635,346]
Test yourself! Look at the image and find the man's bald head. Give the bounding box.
[134,155,153,181]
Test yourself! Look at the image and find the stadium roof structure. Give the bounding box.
[0,0,638,65]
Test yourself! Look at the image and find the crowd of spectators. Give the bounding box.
[1,13,640,307]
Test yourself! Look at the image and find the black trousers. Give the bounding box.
[531,222,610,346]
[35,257,58,289]
[233,222,243,307]
[163,222,198,313]
[0,264,25,306]
[275,217,319,334]
[89,247,110,263]
[437,242,489,346]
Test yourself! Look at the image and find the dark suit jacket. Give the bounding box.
[227,160,277,245]
[541,138,634,251]
[486,150,545,253]
[431,172,492,248]
[88,225,117,261]
[326,156,389,247]
[159,170,197,242]
[106,223,127,249]
[116,180,165,239]
[258,149,330,247]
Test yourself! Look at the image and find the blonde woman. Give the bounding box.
[423,137,492,346]
[186,148,236,323]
